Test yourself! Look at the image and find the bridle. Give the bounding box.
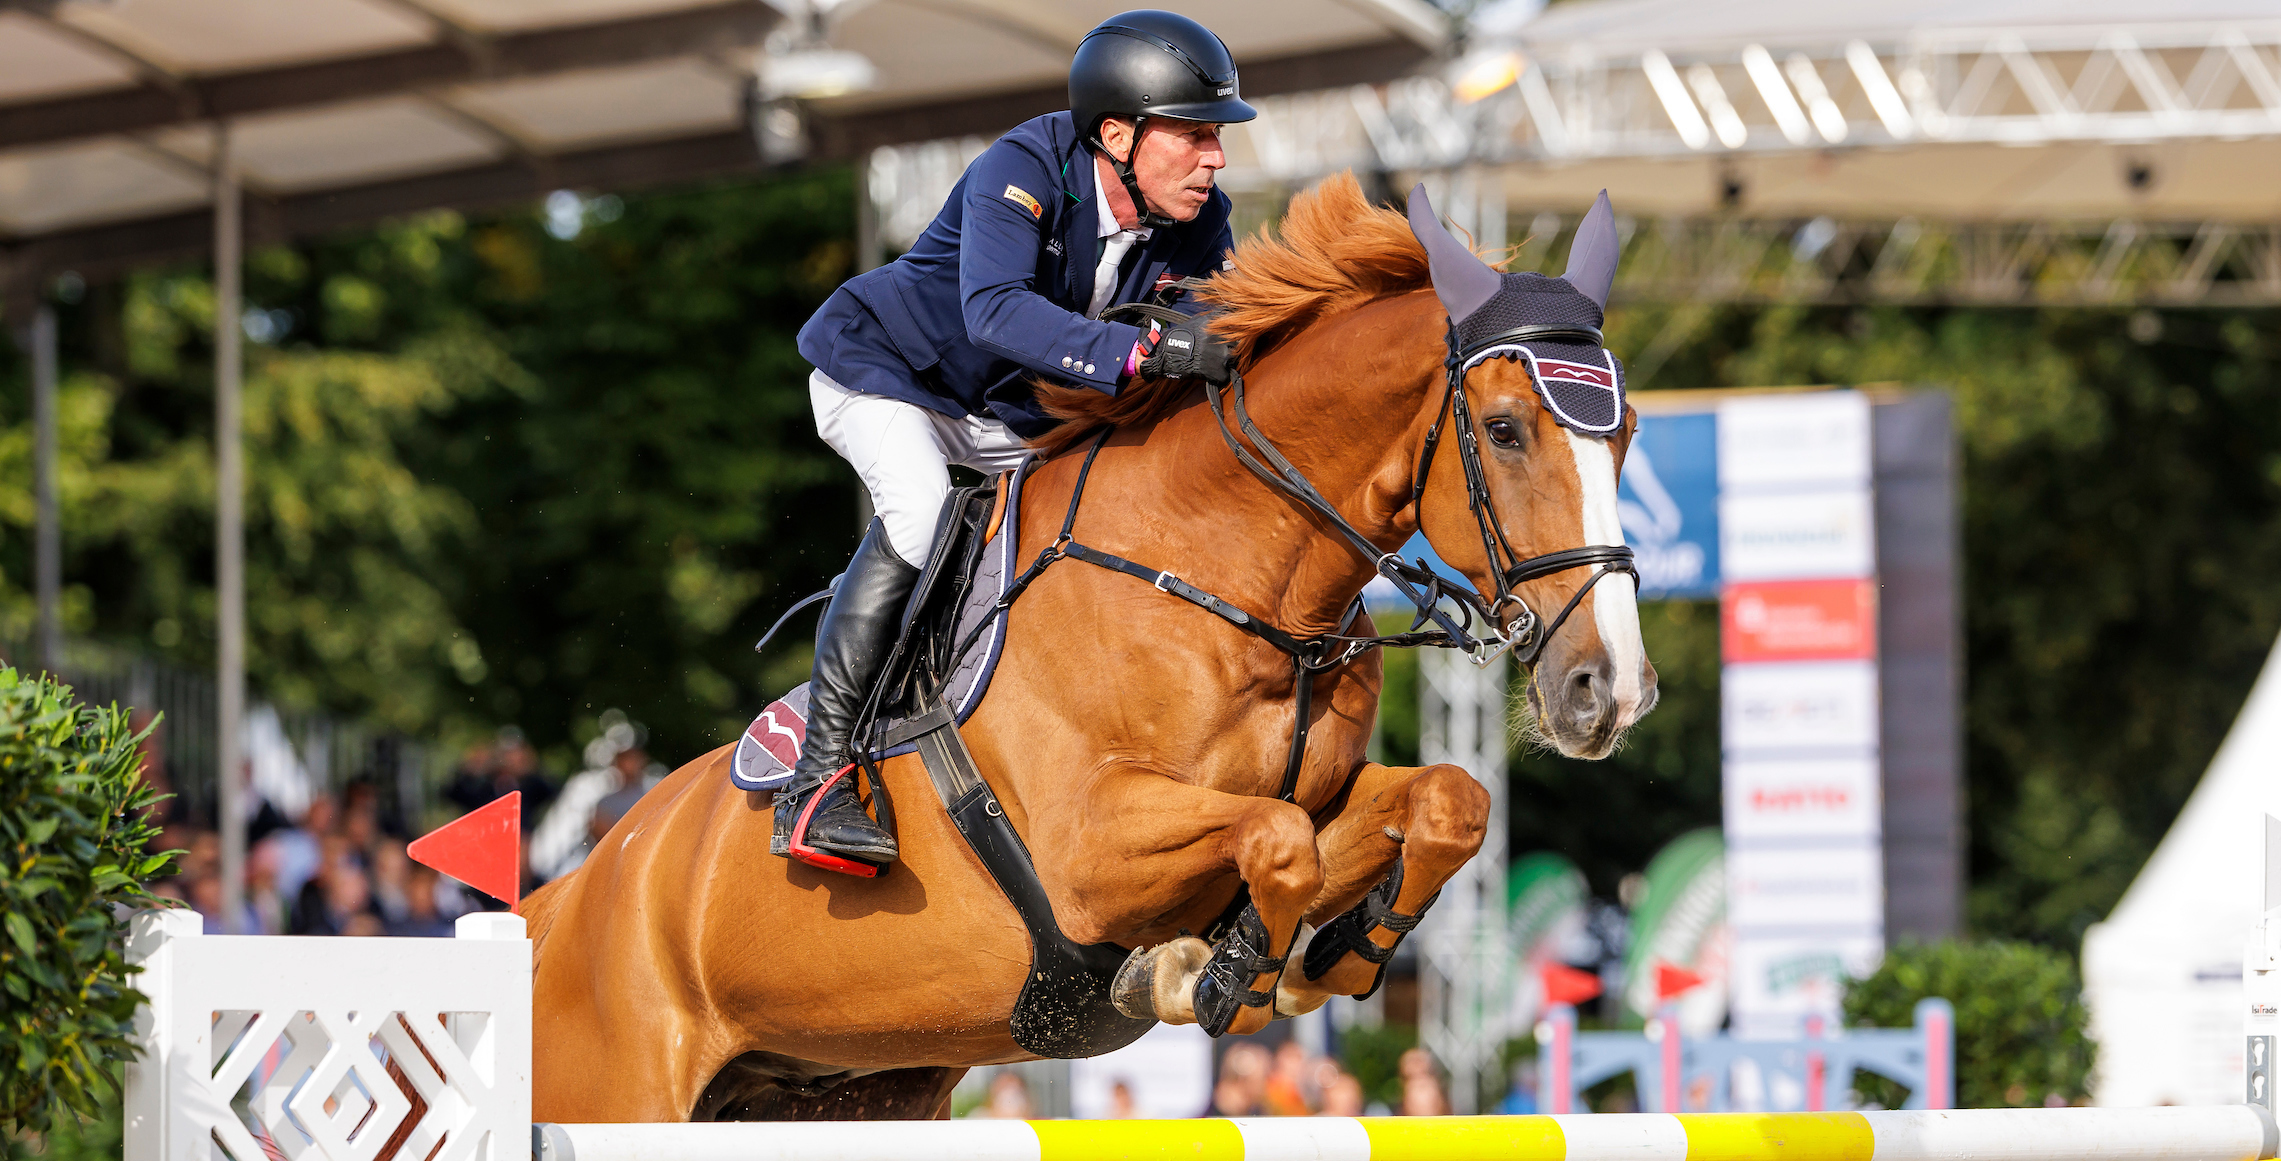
[1407,319,1641,665]
[1187,307,1639,670]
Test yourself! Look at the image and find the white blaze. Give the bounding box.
[1563,430,1647,718]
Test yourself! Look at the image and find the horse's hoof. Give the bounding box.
[1112,947,1157,1020]
[1113,938,1211,1024]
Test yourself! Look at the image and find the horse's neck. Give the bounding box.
[1115,321,1434,637]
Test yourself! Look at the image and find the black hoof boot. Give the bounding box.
[1192,906,1288,1038]
[770,518,919,877]
[1301,860,1437,1000]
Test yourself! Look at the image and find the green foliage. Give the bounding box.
[1844,939,2092,1109]
[0,170,859,765]
[1337,1021,1417,1110]
[0,669,172,1136]
[1507,599,1721,894]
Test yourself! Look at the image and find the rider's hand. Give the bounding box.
[1136,316,1235,385]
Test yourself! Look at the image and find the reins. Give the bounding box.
[767,297,1643,812]
[945,300,1639,805]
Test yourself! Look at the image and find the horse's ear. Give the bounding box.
[1563,189,1619,310]
[1406,183,1500,324]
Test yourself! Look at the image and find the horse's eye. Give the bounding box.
[1485,417,1521,447]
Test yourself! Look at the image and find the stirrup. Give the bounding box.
[1301,860,1438,1001]
[1193,905,1291,1038]
[783,765,885,879]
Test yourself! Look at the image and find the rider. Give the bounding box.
[775,11,1257,875]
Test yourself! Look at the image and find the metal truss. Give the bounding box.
[864,19,2281,305]
[1497,211,2281,306]
[1251,19,2281,169]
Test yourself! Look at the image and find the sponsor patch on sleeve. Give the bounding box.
[1002,184,1042,219]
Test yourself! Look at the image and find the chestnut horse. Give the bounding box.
[523,174,1656,1122]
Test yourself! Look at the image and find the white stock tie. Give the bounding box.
[1088,229,1142,320]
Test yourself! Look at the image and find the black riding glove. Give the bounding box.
[1136,316,1235,385]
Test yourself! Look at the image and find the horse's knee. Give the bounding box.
[1404,764,1489,870]
[1231,803,1323,907]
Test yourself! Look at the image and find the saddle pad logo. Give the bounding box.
[1003,184,1043,218]
[1531,354,1625,435]
[730,684,810,791]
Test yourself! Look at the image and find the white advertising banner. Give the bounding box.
[1724,756,1882,842]
[1727,931,1887,1042]
[1719,490,1877,582]
[1717,392,1873,491]
[1716,390,1883,1040]
[1722,660,1880,754]
[1726,842,1885,931]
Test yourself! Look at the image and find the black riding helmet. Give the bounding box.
[1069,10,1257,228]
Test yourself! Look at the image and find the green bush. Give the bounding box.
[1337,1022,1417,1111]
[1844,939,2093,1109]
[0,669,171,1139]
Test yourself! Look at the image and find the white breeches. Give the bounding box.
[809,370,1033,567]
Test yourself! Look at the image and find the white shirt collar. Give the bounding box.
[1094,159,1152,241]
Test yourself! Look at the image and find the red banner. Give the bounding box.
[1722,578,1877,662]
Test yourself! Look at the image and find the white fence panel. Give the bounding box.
[124,909,531,1161]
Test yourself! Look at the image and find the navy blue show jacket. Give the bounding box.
[796,112,1235,437]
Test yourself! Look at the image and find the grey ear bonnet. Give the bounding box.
[1405,185,1627,436]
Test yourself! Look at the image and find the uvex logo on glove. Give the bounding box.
[1135,317,1234,386]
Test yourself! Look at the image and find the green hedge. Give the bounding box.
[1845,939,2094,1108]
[0,669,171,1139]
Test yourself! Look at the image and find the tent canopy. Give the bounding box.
[0,0,1446,302]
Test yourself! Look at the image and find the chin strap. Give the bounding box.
[1090,115,1176,230]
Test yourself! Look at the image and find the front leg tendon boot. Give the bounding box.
[772,519,919,876]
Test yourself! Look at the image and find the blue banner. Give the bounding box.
[1620,411,1720,600]
[1367,409,1721,606]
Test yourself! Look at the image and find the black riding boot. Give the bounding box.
[771,519,919,876]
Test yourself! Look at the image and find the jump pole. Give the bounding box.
[540,1107,2279,1161]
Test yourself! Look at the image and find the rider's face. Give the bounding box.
[1102,117,1226,223]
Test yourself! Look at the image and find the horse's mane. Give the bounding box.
[1028,172,1433,457]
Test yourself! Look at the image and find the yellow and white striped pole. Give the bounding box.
[541,1106,2278,1161]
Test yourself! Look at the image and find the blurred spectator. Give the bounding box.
[371,839,414,927]
[1498,1059,1540,1114]
[341,782,383,851]
[976,1072,1033,1119]
[530,715,660,881]
[1398,1047,1449,1116]
[245,838,289,935]
[1318,1065,1365,1117]
[265,794,335,904]
[293,835,376,936]
[388,864,458,937]
[1214,1043,1270,1116]
[1106,1079,1139,1119]
[444,727,558,826]
[1264,1040,1314,1116]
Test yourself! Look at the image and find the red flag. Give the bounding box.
[1655,960,1707,1001]
[1541,961,1603,1006]
[408,792,521,913]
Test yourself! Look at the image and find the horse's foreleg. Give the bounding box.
[1050,769,1322,1039]
[1274,761,1489,1016]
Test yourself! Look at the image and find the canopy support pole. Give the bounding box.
[28,304,58,674]
[214,126,246,933]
